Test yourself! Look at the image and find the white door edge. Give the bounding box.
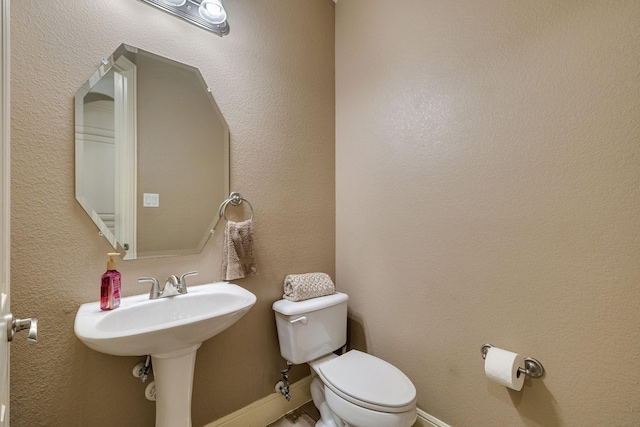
[0,0,11,425]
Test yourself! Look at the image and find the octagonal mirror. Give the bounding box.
[75,44,229,260]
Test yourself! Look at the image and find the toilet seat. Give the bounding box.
[316,350,416,413]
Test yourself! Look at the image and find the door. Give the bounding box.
[0,1,10,424]
[0,2,38,425]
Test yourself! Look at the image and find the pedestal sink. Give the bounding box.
[74,282,256,427]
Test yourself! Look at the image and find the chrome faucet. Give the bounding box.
[139,271,197,300]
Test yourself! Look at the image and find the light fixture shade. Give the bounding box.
[199,0,227,25]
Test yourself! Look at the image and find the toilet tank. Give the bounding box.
[272,292,348,365]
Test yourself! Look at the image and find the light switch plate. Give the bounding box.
[143,193,160,208]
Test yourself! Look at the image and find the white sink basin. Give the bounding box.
[74,282,256,356]
[74,281,256,427]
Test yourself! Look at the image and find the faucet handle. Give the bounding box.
[139,277,161,299]
[178,271,198,293]
[179,271,198,283]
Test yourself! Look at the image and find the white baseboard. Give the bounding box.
[203,376,313,427]
[204,375,451,427]
[415,408,452,427]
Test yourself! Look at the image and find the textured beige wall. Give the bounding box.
[336,1,640,426]
[10,1,334,426]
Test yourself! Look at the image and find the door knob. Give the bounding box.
[5,314,38,343]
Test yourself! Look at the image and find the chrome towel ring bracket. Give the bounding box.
[211,192,254,233]
[219,192,254,221]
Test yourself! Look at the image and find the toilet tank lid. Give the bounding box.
[272,292,348,315]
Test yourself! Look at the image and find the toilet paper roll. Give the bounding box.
[484,347,525,391]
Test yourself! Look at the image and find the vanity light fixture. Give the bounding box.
[138,0,229,36]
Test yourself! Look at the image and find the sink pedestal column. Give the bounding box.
[151,344,202,427]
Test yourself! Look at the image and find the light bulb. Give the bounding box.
[199,0,227,25]
[161,0,187,6]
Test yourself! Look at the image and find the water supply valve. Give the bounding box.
[276,362,293,401]
[132,356,152,383]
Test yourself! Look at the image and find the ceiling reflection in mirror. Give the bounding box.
[75,44,229,260]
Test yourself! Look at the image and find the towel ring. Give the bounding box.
[210,192,255,234]
[218,192,254,221]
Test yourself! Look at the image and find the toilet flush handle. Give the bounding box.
[289,316,307,325]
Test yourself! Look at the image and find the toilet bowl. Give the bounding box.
[273,293,417,427]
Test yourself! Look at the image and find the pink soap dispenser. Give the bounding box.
[100,253,121,311]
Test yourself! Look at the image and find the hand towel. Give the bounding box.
[283,272,336,302]
[222,219,257,281]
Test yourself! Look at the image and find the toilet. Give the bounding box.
[272,292,417,427]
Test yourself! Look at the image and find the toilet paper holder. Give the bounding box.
[481,343,545,378]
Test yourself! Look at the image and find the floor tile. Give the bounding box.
[266,407,317,427]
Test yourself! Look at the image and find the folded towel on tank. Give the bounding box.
[283,272,335,302]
